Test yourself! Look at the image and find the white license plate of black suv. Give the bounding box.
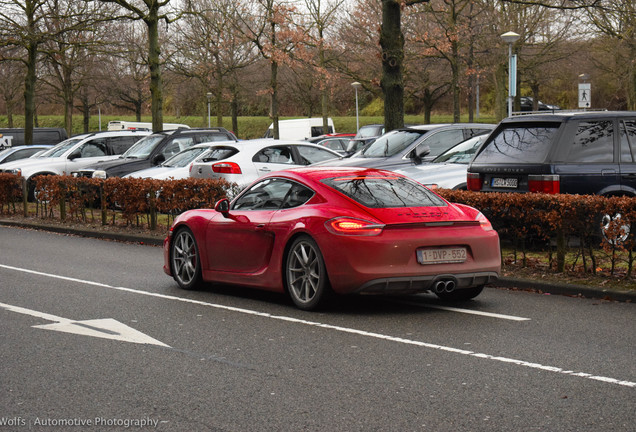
[491,177,518,188]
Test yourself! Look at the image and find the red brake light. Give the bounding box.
[212,162,242,174]
[325,217,385,236]
[467,172,482,191]
[528,175,559,194]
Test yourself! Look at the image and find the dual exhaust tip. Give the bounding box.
[432,279,456,294]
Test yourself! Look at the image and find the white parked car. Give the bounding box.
[189,139,341,188]
[124,141,237,180]
[395,135,487,190]
[0,145,52,164]
[0,130,150,199]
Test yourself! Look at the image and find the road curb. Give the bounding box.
[1,218,634,303]
[0,219,165,246]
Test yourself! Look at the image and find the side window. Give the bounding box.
[5,148,39,162]
[161,137,195,159]
[294,145,338,165]
[252,146,294,164]
[232,178,294,210]
[620,120,636,163]
[417,129,465,157]
[281,182,314,209]
[107,136,138,155]
[568,121,614,163]
[79,140,107,157]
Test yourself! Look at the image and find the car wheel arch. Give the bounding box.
[281,233,332,287]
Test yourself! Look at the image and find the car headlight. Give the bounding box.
[9,168,22,176]
[92,170,107,179]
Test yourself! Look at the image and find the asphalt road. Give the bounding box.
[0,226,634,431]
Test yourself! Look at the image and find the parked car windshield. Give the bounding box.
[40,138,83,158]
[472,123,560,164]
[433,136,485,164]
[162,147,211,167]
[356,125,383,138]
[322,174,446,208]
[121,134,165,159]
[357,130,424,158]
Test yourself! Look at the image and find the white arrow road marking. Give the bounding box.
[0,302,170,347]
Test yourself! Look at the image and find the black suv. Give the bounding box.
[73,127,238,178]
[467,111,636,196]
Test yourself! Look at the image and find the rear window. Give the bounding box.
[322,175,446,208]
[472,123,559,164]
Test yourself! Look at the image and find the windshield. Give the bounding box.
[356,125,382,138]
[40,138,83,158]
[122,134,165,159]
[433,136,485,164]
[472,123,560,164]
[358,130,424,158]
[163,147,210,167]
[322,174,446,208]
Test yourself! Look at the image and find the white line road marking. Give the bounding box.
[393,300,531,321]
[0,301,170,347]
[1,263,634,388]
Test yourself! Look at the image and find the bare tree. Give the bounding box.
[302,0,347,132]
[96,0,180,132]
[232,0,308,139]
[171,0,256,130]
[0,49,24,127]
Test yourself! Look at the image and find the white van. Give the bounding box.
[263,118,335,140]
[107,121,190,131]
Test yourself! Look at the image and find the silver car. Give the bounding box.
[189,139,341,189]
[396,135,487,190]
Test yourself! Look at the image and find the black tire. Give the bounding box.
[285,236,330,311]
[170,227,202,290]
[435,285,484,302]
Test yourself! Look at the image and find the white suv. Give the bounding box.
[0,130,150,199]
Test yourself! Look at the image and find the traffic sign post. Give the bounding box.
[579,83,591,109]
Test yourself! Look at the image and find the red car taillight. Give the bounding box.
[212,162,242,174]
[528,174,560,194]
[325,217,385,236]
[467,172,482,191]
[475,211,494,231]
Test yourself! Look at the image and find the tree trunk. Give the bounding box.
[146,11,163,132]
[451,41,460,122]
[24,42,37,146]
[270,59,279,139]
[380,0,404,133]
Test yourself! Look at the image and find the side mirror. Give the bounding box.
[68,151,81,160]
[152,154,165,165]
[416,145,431,158]
[214,198,230,215]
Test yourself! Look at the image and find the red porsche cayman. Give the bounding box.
[163,167,500,310]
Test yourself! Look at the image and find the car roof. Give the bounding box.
[275,166,405,183]
[503,111,636,123]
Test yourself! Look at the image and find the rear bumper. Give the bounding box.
[354,271,499,294]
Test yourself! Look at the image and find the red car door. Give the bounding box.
[205,209,275,273]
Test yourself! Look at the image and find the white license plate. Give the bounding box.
[417,247,467,265]
[491,177,518,188]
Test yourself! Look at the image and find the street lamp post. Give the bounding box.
[351,82,361,133]
[206,92,212,128]
[501,31,520,117]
